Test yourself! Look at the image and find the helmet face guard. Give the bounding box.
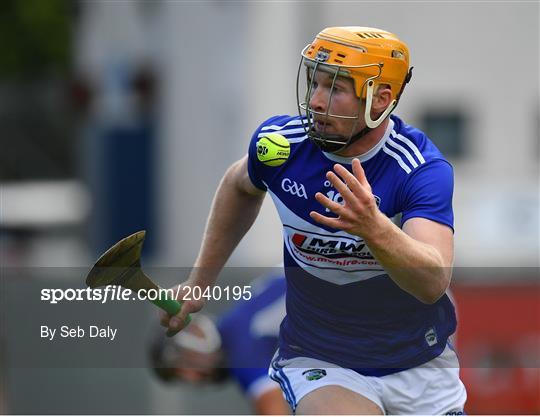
[296,27,413,153]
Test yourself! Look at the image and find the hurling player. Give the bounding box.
[163,26,466,414]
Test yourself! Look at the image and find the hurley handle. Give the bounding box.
[150,296,192,333]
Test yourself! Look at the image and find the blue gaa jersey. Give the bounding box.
[247,114,457,376]
[217,273,286,398]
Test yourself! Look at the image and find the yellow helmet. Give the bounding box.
[297,26,413,152]
[304,27,411,100]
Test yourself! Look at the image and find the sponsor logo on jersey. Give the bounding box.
[281,178,308,199]
[425,327,438,346]
[302,368,327,381]
[291,232,373,260]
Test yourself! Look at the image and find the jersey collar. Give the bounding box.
[322,117,394,164]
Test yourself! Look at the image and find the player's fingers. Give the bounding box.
[159,310,170,327]
[166,309,189,336]
[333,164,365,197]
[352,159,371,191]
[310,210,342,229]
[326,171,356,203]
[315,192,357,224]
[315,192,344,214]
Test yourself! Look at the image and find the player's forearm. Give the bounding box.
[363,214,450,304]
[189,163,265,288]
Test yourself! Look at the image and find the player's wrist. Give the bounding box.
[185,269,219,291]
[361,211,396,246]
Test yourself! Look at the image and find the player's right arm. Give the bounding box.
[192,154,265,278]
[163,155,265,334]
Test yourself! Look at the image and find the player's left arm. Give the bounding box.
[310,158,453,304]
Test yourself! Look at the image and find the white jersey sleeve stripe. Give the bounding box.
[258,127,307,137]
[386,138,419,169]
[285,136,308,143]
[391,130,426,164]
[261,118,307,131]
[382,145,412,174]
[257,132,307,143]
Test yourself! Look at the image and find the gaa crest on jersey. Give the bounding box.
[281,178,308,199]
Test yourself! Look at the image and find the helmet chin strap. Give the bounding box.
[308,125,371,154]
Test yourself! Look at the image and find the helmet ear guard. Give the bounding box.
[363,64,413,128]
[364,79,396,129]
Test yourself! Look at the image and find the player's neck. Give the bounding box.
[336,118,389,158]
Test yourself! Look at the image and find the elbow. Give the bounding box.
[417,290,445,305]
[417,269,451,305]
[227,157,266,198]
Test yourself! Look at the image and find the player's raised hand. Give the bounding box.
[310,158,384,237]
[160,281,205,336]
